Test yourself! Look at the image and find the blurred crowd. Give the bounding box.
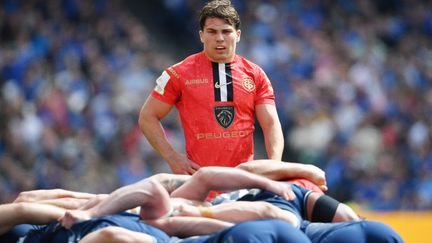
[0,0,180,203]
[1,0,432,211]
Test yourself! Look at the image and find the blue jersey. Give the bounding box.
[180,219,310,243]
[301,220,403,243]
[21,213,172,243]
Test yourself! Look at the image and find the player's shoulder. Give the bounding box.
[234,55,263,72]
[170,52,203,70]
[163,52,202,79]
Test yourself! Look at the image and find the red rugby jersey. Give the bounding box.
[151,52,275,167]
[288,179,324,194]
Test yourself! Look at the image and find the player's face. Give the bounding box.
[199,17,241,63]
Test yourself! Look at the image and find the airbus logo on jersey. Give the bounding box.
[214,81,232,89]
[214,105,235,128]
[185,79,208,85]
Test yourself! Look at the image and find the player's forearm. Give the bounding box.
[237,160,298,179]
[263,124,284,160]
[237,160,326,186]
[171,167,277,201]
[13,190,95,210]
[0,202,65,234]
[139,116,178,164]
[210,202,272,222]
[150,173,191,194]
[139,96,179,165]
[148,216,233,237]
[187,201,286,223]
[87,186,143,217]
[174,201,299,229]
[13,189,96,203]
[34,198,91,210]
[256,104,284,160]
[88,179,170,219]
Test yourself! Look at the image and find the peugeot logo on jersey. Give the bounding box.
[214,105,235,128]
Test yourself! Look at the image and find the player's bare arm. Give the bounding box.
[59,178,171,229]
[145,216,233,238]
[256,104,284,160]
[236,159,327,191]
[150,173,191,194]
[139,96,200,174]
[13,189,96,203]
[0,202,66,235]
[175,201,299,227]
[170,166,295,201]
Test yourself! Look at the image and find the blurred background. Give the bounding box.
[0,0,431,234]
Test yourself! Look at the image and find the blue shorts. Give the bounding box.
[21,213,171,243]
[236,183,311,224]
[301,220,403,243]
[179,219,311,243]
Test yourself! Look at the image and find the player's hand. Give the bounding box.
[267,181,296,201]
[58,210,91,229]
[168,153,200,175]
[304,164,327,192]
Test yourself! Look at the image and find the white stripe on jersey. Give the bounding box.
[218,63,228,101]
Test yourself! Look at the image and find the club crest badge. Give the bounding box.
[214,106,235,128]
[242,76,255,92]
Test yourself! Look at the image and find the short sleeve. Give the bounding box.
[255,67,276,105]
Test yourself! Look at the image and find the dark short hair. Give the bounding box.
[199,0,240,30]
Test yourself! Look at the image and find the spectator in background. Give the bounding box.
[139,0,284,174]
[0,0,177,203]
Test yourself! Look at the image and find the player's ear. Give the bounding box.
[199,30,204,43]
[236,30,241,42]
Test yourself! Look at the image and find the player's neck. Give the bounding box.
[203,51,236,64]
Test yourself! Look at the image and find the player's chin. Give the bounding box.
[210,51,224,57]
